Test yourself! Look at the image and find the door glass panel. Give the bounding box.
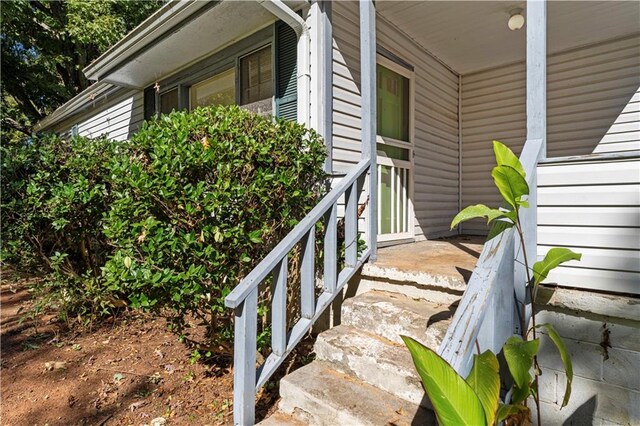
[376,64,409,142]
[380,165,393,235]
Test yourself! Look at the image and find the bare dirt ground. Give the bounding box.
[1,271,310,425]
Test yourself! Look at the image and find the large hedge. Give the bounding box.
[1,134,120,319]
[102,106,327,344]
[1,106,327,342]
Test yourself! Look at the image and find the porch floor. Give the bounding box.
[362,236,485,291]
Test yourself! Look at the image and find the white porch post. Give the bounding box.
[515,0,546,335]
[360,0,377,261]
[527,0,547,156]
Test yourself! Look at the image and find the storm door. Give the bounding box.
[376,58,414,243]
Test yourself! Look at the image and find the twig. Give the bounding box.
[95,367,157,378]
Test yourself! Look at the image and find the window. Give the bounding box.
[144,36,279,120]
[376,64,409,142]
[190,68,236,109]
[240,46,273,105]
[159,88,179,115]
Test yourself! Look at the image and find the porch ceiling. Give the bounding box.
[377,1,640,75]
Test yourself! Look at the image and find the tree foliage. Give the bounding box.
[1,0,162,139]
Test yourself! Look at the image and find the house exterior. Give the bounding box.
[37,1,639,425]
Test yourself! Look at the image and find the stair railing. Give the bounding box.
[438,138,544,376]
[224,158,372,425]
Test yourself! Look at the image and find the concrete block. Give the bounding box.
[341,290,452,346]
[536,286,640,321]
[537,367,563,404]
[536,309,640,352]
[278,361,436,426]
[538,334,603,382]
[602,347,640,391]
[314,324,427,406]
[535,375,640,425]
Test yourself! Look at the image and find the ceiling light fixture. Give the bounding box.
[508,8,525,31]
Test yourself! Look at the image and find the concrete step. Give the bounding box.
[278,361,437,426]
[342,290,454,347]
[257,411,307,426]
[314,324,428,407]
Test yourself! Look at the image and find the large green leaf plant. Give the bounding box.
[403,141,580,425]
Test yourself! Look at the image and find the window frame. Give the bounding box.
[238,44,274,107]
[144,26,275,118]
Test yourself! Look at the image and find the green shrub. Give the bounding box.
[103,105,327,346]
[1,134,121,320]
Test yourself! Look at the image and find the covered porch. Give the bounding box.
[330,0,639,244]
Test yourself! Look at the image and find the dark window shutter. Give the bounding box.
[144,86,156,121]
[275,21,297,121]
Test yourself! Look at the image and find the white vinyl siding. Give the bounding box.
[537,157,640,295]
[593,88,640,153]
[461,34,640,235]
[331,2,460,239]
[331,1,363,171]
[54,90,144,142]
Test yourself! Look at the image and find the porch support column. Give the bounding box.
[360,0,377,261]
[516,0,546,335]
[526,0,547,157]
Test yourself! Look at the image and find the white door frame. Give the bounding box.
[376,53,415,243]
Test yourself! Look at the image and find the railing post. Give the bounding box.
[272,258,288,356]
[360,0,377,261]
[233,287,258,426]
[345,181,358,267]
[301,229,316,319]
[324,203,338,293]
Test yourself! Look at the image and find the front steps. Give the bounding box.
[262,290,454,425]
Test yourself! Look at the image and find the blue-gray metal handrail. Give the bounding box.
[225,158,372,425]
[438,139,544,376]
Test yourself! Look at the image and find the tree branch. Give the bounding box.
[3,116,32,137]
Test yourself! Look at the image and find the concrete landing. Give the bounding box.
[360,236,484,293]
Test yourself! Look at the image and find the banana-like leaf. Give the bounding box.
[503,335,540,390]
[495,404,529,425]
[451,204,506,230]
[537,323,573,407]
[402,335,486,426]
[487,219,514,241]
[510,383,530,405]
[533,248,582,287]
[491,165,529,210]
[493,140,526,178]
[465,351,500,426]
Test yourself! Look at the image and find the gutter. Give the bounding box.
[257,0,311,128]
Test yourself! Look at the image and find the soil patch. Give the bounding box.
[1,271,313,425]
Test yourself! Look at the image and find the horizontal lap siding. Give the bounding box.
[461,34,640,235]
[332,1,460,239]
[537,158,640,294]
[332,1,363,171]
[54,90,144,141]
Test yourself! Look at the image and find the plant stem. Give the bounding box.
[514,215,542,426]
